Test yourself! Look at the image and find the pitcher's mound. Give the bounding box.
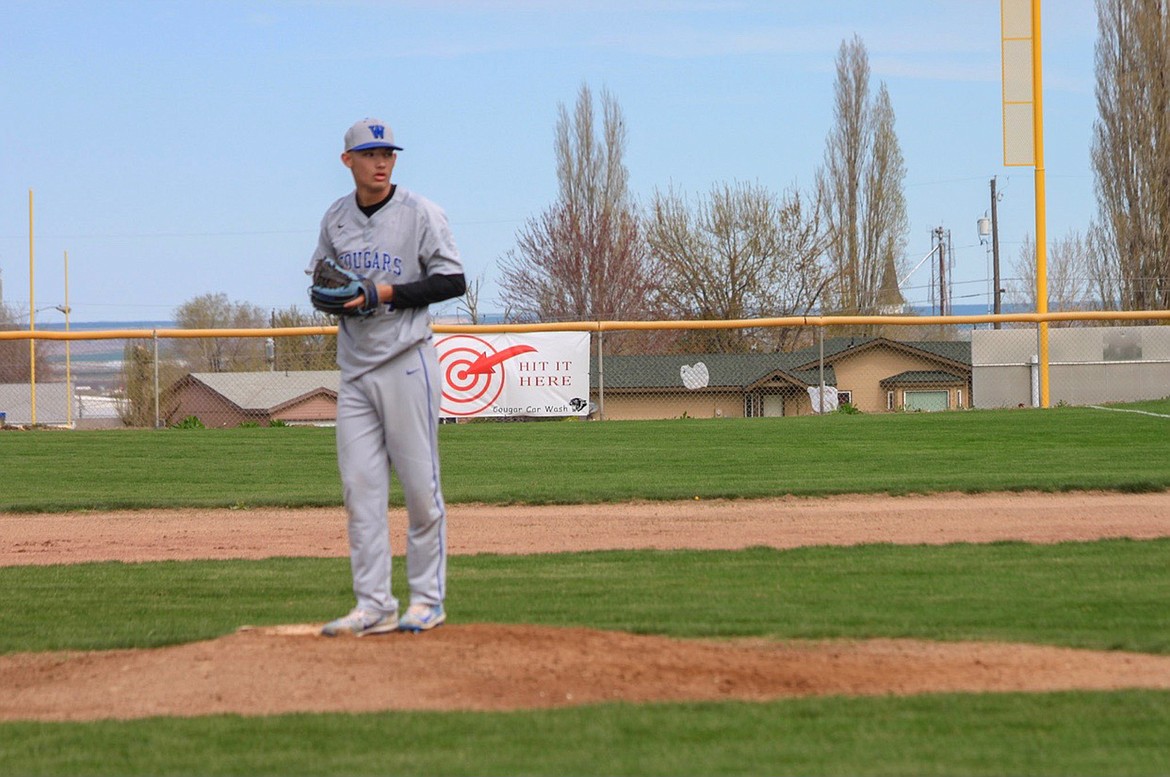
[4,623,1170,722]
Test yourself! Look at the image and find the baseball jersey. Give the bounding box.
[307,186,463,377]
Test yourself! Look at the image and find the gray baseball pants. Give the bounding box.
[335,341,447,617]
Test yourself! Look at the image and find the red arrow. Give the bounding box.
[465,344,538,375]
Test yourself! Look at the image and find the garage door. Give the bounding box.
[904,390,948,412]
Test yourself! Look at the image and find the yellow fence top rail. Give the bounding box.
[2,310,1169,341]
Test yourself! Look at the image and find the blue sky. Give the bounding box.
[1,0,1098,324]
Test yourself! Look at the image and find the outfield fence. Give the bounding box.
[2,311,1169,428]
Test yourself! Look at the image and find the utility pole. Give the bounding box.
[990,177,1003,328]
[933,226,949,316]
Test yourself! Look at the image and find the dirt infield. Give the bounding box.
[3,491,1170,721]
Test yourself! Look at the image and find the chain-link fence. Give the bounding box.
[1,313,1168,428]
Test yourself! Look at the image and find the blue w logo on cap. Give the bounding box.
[369,124,385,139]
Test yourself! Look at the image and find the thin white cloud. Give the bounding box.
[869,56,1000,84]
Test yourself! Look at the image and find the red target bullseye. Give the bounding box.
[437,335,506,416]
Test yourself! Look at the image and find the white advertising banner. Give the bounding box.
[435,331,591,419]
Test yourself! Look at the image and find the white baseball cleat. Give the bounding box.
[398,603,446,633]
[321,607,398,637]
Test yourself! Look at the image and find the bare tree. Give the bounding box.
[453,275,483,324]
[116,343,157,427]
[818,36,909,320]
[116,343,183,427]
[173,293,267,372]
[1092,0,1170,310]
[0,302,50,383]
[499,84,655,326]
[648,181,832,352]
[1005,230,1097,325]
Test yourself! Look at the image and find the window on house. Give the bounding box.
[837,390,852,406]
[887,391,895,411]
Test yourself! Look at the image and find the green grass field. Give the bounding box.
[2,402,1169,775]
[3,403,1170,512]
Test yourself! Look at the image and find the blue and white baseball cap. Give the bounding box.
[344,118,403,152]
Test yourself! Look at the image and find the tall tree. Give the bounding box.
[499,84,655,325]
[648,182,831,352]
[818,35,909,318]
[1092,0,1170,310]
[864,85,909,312]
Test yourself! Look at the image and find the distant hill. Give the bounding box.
[34,321,175,332]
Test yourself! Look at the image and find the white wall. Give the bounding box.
[972,326,1170,407]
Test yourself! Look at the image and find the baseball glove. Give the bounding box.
[309,258,380,317]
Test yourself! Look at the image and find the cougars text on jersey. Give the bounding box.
[336,249,403,276]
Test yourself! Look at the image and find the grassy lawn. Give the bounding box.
[4,692,1170,776]
[2,403,1169,512]
[2,540,1170,774]
[2,540,1169,655]
[2,402,1169,775]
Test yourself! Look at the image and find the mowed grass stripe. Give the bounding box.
[2,691,1170,776]
[2,404,1170,512]
[2,540,1168,654]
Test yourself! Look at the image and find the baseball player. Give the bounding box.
[309,117,465,636]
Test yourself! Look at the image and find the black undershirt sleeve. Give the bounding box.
[391,273,467,309]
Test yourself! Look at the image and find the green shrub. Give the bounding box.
[171,415,206,430]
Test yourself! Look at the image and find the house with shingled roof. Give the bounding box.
[589,337,972,419]
[163,370,339,428]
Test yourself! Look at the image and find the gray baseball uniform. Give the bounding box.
[308,184,463,619]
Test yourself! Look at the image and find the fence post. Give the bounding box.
[153,331,161,429]
[596,330,605,421]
